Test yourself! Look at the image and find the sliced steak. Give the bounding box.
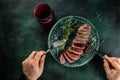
[60,23,91,64]
[70,47,83,55]
[60,54,66,64]
[63,52,75,63]
[77,24,91,39]
[72,42,85,49]
[76,33,90,39]
[66,51,80,60]
[75,37,88,43]
[73,39,87,44]
[78,24,91,31]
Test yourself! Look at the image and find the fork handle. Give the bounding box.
[44,49,50,54]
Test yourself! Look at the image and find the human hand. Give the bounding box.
[103,55,120,80]
[22,51,46,80]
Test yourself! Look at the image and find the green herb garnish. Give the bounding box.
[60,16,79,51]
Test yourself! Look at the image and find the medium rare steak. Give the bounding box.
[60,24,91,64]
[72,40,85,49]
[66,51,80,60]
[68,47,83,55]
[63,52,75,63]
[60,54,66,64]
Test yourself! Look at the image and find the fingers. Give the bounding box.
[34,51,45,63]
[107,56,120,65]
[103,58,111,76]
[104,55,120,70]
[39,54,46,69]
[28,51,37,59]
[117,59,120,64]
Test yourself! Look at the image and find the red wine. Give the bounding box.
[34,3,54,29]
[38,10,50,19]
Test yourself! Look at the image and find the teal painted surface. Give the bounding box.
[0,0,119,80]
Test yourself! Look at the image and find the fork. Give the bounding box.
[86,38,104,58]
[44,39,66,54]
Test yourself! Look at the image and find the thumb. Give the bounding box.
[39,55,46,70]
[104,55,120,70]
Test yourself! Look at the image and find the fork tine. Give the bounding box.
[52,39,66,48]
[45,39,66,54]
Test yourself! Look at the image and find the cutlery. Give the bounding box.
[85,37,104,58]
[85,42,103,58]
[44,39,66,54]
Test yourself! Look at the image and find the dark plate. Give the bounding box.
[48,16,99,67]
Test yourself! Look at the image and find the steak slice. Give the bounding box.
[66,51,80,60]
[63,52,75,63]
[73,39,87,44]
[72,41,86,49]
[76,33,90,39]
[70,47,83,55]
[78,24,91,31]
[77,24,91,38]
[60,54,66,64]
[75,37,88,43]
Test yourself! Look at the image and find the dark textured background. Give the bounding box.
[0,0,120,80]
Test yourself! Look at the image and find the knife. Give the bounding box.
[85,42,104,59]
